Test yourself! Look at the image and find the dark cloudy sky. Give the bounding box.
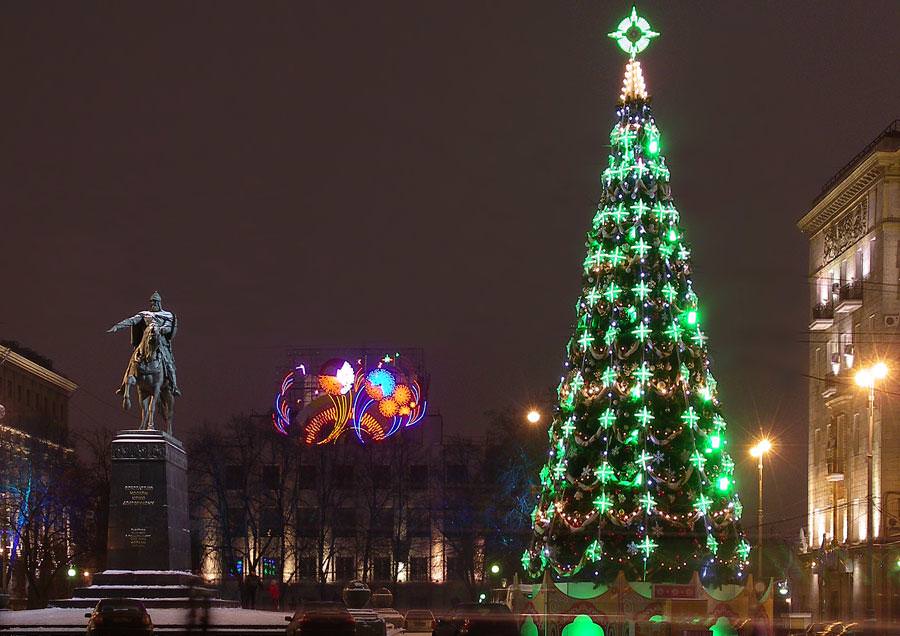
[1,2,898,538]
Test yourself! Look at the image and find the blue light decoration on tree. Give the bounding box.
[522,7,748,584]
[273,354,427,444]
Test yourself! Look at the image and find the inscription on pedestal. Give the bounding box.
[125,527,151,548]
[124,485,156,506]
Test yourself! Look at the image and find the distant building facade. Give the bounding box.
[193,347,498,608]
[193,414,497,608]
[797,120,900,621]
[0,341,77,604]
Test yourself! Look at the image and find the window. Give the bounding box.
[260,507,282,537]
[228,507,246,537]
[446,465,468,485]
[262,465,280,491]
[373,557,391,581]
[408,465,428,490]
[335,556,355,581]
[296,507,319,538]
[262,557,278,578]
[299,557,316,580]
[333,465,355,489]
[409,557,429,582]
[443,507,472,538]
[299,465,317,489]
[333,508,357,537]
[407,509,430,537]
[371,509,393,537]
[814,429,821,465]
[852,413,861,455]
[446,556,461,580]
[225,465,246,491]
[863,242,871,278]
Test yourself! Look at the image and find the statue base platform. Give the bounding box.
[51,570,237,609]
[107,429,190,571]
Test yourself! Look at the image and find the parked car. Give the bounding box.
[403,610,436,634]
[285,601,355,636]
[85,598,153,635]
[433,603,517,636]
[404,609,436,632]
[347,607,386,636]
[374,608,405,630]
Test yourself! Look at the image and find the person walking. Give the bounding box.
[245,572,260,610]
[268,580,281,611]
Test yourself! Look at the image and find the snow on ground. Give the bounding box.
[1,608,407,633]
[1,607,289,627]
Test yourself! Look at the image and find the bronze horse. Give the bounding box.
[117,321,175,434]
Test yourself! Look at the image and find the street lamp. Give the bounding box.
[526,409,541,425]
[490,563,501,576]
[750,438,772,583]
[855,361,888,620]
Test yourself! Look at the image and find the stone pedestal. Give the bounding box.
[53,429,237,609]
[107,429,190,572]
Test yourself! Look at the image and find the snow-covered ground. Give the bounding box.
[1,606,284,626]
[1,607,407,634]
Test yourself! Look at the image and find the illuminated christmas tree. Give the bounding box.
[523,8,749,584]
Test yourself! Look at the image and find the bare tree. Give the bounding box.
[2,426,92,608]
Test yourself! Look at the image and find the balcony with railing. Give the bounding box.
[835,280,863,313]
[810,300,835,331]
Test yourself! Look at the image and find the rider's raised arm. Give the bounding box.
[107,313,144,333]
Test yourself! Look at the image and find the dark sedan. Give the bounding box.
[433,603,518,636]
[285,601,356,636]
[85,598,153,635]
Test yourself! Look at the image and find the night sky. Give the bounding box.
[2,2,898,540]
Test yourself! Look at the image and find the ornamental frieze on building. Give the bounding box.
[823,195,868,264]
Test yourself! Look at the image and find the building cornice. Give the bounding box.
[798,149,900,235]
[0,345,78,394]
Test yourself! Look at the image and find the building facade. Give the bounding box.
[797,120,900,621]
[192,413,505,608]
[0,341,78,606]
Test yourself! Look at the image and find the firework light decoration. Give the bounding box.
[273,355,427,444]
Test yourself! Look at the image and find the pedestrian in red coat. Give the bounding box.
[268,580,281,611]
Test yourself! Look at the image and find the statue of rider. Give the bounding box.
[107,291,182,397]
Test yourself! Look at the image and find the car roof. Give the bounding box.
[97,598,146,608]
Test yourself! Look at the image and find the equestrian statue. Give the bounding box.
[107,291,181,434]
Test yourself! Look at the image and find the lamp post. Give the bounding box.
[855,361,888,620]
[750,438,772,583]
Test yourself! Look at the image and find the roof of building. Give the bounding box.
[0,341,78,394]
[814,119,900,206]
[798,119,900,234]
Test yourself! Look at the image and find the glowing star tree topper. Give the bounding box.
[523,8,747,585]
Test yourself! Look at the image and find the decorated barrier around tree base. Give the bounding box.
[508,570,772,636]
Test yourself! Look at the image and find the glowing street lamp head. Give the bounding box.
[750,438,772,458]
[526,409,541,424]
[67,567,77,578]
[490,563,501,575]
[857,362,888,388]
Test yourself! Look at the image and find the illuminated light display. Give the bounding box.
[273,355,427,445]
[365,368,396,400]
